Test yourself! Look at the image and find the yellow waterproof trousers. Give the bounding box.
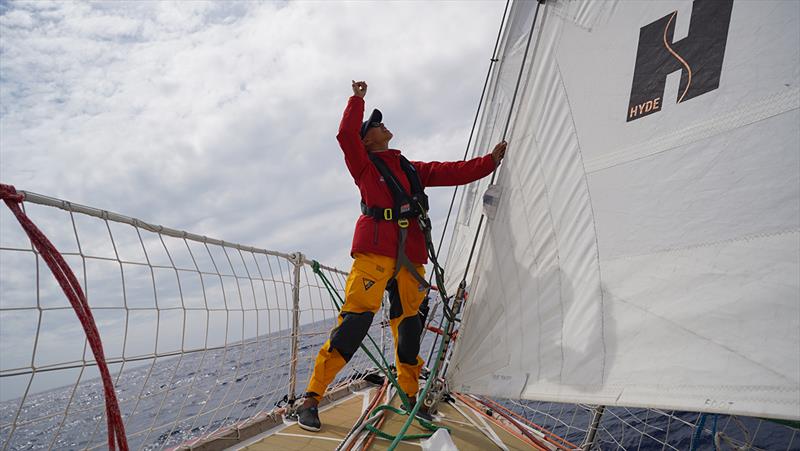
[306,253,426,400]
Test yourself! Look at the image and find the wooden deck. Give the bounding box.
[234,387,542,451]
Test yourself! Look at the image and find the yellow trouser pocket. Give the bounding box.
[328,253,394,361]
[342,253,393,313]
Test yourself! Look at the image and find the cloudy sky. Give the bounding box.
[1,0,506,271]
[0,1,507,402]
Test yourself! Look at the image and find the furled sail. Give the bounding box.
[445,0,799,421]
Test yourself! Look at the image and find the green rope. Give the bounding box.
[365,425,433,442]
[385,308,455,450]
[311,260,451,445]
[361,403,450,442]
[310,261,411,410]
[367,404,444,432]
[312,261,394,372]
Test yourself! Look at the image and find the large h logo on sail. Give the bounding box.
[627,0,734,122]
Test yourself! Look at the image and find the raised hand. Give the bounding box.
[352,80,368,98]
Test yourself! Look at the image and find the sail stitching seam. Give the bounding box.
[585,88,800,174]
[604,228,799,262]
[554,52,608,386]
[606,291,798,385]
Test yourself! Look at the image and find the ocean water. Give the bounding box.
[0,316,429,450]
[1,317,797,450]
[498,398,798,450]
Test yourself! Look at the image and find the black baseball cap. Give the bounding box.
[359,109,383,139]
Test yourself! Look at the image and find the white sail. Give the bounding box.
[445,0,799,421]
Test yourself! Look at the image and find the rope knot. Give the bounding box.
[0,183,25,203]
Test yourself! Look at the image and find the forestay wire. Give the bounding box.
[424,0,542,372]
[418,1,800,450]
[460,0,542,286]
[381,1,546,450]
[423,0,511,374]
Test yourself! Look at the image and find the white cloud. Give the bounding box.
[1,4,505,398]
[0,8,33,28]
[1,1,504,271]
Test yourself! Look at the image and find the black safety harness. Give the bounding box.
[361,154,456,325]
[361,154,428,226]
[361,153,431,287]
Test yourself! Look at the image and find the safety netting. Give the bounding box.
[0,187,391,450]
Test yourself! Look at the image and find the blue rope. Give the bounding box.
[690,413,720,451]
[690,413,708,451]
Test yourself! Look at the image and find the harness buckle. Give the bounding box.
[398,218,409,228]
[383,208,393,221]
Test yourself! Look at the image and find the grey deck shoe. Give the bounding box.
[297,405,321,432]
[408,397,435,422]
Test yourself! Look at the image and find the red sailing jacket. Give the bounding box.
[337,96,497,264]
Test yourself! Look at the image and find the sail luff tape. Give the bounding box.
[19,190,295,260]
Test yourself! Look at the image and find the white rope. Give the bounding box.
[448,399,508,451]
[0,193,391,450]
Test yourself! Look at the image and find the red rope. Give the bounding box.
[425,325,458,340]
[472,395,580,450]
[453,392,556,451]
[1,184,128,450]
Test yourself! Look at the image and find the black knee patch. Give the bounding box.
[396,314,422,365]
[329,311,374,362]
[387,280,403,319]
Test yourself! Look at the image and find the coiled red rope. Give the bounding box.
[1,184,128,450]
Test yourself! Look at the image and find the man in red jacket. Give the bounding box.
[297,80,507,431]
